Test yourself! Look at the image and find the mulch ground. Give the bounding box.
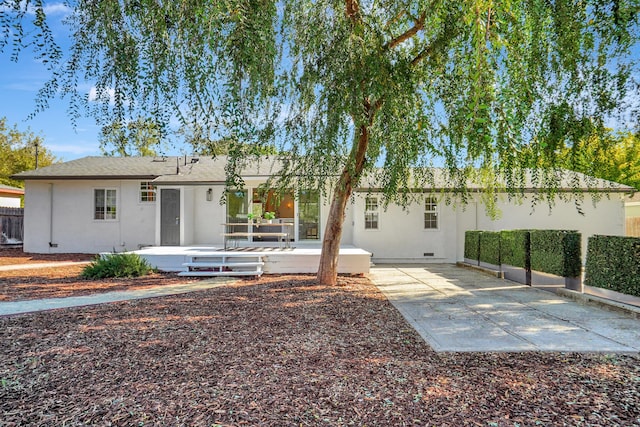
[1,250,639,425]
[0,249,208,301]
[0,264,209,301]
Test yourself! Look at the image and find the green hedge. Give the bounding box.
[479,231,501,265]
[585,235,640,297]
[500,230,530,269]
[464,231,482,262]
[530,230,581,277]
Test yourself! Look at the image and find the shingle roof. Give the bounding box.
[12,156,182,180]
[357,168,633,193]
[11,155,282,183]
[11,155,633,193]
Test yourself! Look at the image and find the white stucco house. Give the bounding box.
[0,184,24,208]
[13,156,631,271]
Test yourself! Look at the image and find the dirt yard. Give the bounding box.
[1,249,639,425]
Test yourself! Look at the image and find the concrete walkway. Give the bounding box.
[0,278,235,316]
[369,264,640,353]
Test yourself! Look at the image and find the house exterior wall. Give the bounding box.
[626,203,640,218]
[22,177,626,260]
[182,186,195,245]
[350,192,625,264]
[340,199,355,245]
[0,194,21,208]
[351,193,458,263]
[193,185,227,245]
[23,180,156,253]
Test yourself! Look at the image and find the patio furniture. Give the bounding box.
[222,222,294,250]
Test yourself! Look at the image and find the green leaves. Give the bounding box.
[585,235,640,296]
[479,231,501,266]
[81,253,156,279]
[500,230,531,269]
[464,230,482,261]
[530,230,582,278]
[0,117,56,188]
[2,1,638,197]
[99,117,165,157]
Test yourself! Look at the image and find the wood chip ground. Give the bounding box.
[1,250,639,426]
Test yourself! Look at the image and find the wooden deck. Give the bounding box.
[133,245,372,275]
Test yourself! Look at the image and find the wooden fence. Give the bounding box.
[627,217,640,238]
[0,207,24,244]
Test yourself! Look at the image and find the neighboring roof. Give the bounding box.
[625,192,640,204]
[11,155,633,193]
[0,184,24,196]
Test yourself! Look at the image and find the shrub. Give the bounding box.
[464,231,482,262]
[82,253,155,279]
[500,230,530,269]
[479,231,501,265]
[585,235,640,297]
[530,230,581,277]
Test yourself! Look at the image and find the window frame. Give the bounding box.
[364,196,379,230]
[94,188,118,221]
[423,196,438,230]
[139,181,156,203]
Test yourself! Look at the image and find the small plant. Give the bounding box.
[247,213,256,220]
[263,211,276,220]
[81,253,155,279]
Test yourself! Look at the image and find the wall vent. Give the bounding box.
[423,252,434,257]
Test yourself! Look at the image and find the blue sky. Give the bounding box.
[0,3,103,161]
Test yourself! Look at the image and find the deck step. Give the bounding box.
[178,253,265,277]
[189,252,266,258]
[182,261,264,268]
[177,270,263,277]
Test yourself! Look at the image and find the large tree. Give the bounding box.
[2,1,639,284]
[561,131,640,191]
[0,117,56,188]
[99,117,165,156]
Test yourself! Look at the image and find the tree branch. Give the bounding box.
[345,0,360,22]
[410,20,459,67]
[385,12,426,50]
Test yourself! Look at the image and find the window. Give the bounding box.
[94,189,117,220]
[299,190,320,240]
[424,197,438,229]
[226,190,248,223]
[140,182,156,202]
[365,196,379,230]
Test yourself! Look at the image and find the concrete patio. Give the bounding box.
[370,264,640,353]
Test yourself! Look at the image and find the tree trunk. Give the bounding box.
[317,122,370,285]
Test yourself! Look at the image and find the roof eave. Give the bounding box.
[152,180,227,186]
[354,187,633,193]
[12,175,162,181]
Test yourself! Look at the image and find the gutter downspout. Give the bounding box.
[48,183,58,248]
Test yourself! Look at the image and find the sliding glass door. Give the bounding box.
[298,190,320,241]
[226,188,320,242]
